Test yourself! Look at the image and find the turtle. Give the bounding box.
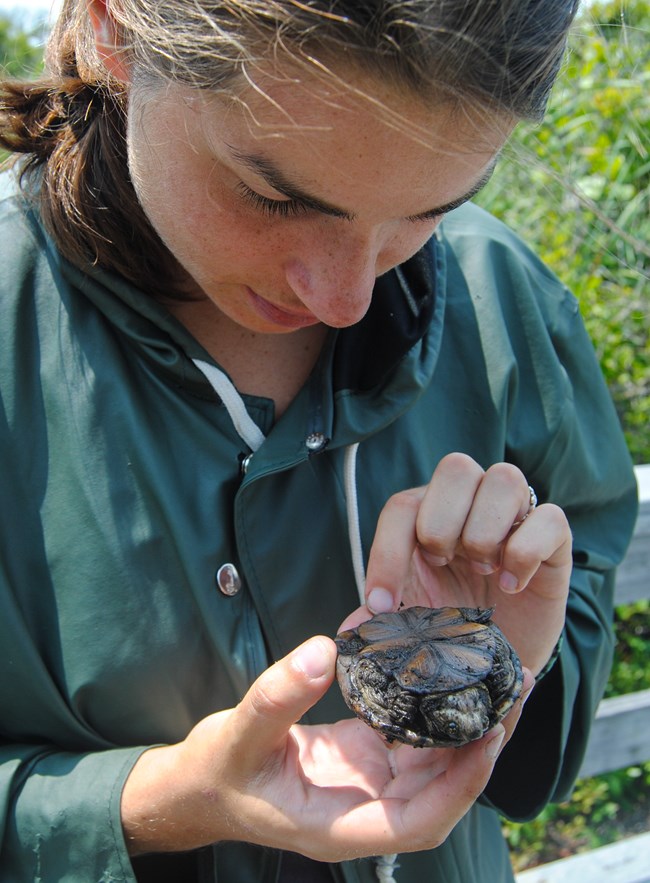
[335,605,523,748]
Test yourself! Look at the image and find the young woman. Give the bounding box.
[0,1,638,881]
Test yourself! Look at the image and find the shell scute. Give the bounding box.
[395,641,494,692]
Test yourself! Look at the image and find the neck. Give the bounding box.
[167,298,328,418]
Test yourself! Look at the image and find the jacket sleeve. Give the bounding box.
[477,228,639,820]
[0,743,146,882]
[0,372,145,880]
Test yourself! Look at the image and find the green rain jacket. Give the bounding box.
[0,173,638,883]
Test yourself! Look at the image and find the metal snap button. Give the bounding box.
[216,563,241,596]
[305,432,328,453]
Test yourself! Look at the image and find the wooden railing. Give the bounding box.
[516,464,650,883]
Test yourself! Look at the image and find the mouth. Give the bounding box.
[246,288,320,329]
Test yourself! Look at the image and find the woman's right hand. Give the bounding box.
[121,636,531,861]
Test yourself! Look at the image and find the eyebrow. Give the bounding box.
[228,145,498,221]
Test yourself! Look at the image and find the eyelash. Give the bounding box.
[407,211,444,224]
[236,180,447,224]
[236,182,309,219]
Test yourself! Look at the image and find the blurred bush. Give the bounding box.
[476,0,649,463]
[0,11,46,77]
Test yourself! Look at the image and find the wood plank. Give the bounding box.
[515,831,650,883]
[614,465,650,607]
[635,464,650,503]
[579,689,650,778]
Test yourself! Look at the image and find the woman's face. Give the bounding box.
[126,69,512,333]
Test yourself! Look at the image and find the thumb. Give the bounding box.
[227,636,337,772]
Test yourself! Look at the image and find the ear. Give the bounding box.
[87,0,131,83]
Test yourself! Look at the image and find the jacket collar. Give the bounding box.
[50,216,447,451]
[332,236,440,393]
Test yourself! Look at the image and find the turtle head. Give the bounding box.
[420,685,492,747]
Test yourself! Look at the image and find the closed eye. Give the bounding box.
[406,208,445,224]
[406,196,470,223]
[236,182,312,218]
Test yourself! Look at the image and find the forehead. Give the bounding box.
[156,63,512,213]
[218,62,509,152]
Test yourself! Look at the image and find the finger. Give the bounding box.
[460,462,531,572]
[226,637,337,774]
[391,725,505,851]
[330,725,505,855]
[415,453,485,564]
[365,454,486,611]
[364,486,425,613]
[338,604,374,633]
[498,503,572,595]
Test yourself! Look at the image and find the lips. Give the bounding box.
[246,288,320,329]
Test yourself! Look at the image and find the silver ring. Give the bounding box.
[513,485,538,528]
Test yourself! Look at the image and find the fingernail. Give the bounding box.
[367,587,395,614]
[499,571,519,593]
[485,725,505,759]
[472,561,496,576]
[292,638,331,679]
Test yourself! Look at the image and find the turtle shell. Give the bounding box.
[335,606,523,748]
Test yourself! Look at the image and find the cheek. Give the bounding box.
[184,207,289,267]
[169,171,286,267]
[158,189,294,287]
[129,156,253,270]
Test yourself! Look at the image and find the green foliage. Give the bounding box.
[476,0,650,464]
[607,600,650,697]
[0,12,45,78]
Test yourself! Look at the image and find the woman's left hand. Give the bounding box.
[340,453,572,678]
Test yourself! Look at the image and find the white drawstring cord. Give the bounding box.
[343,442,399,882]
[343,443,366,603]
[375,853,400,882]
[193,359,266,453]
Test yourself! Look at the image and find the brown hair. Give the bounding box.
[0,0,580,298]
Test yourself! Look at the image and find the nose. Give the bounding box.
[284,233,381,328]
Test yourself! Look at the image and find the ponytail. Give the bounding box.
[0,52,181,298]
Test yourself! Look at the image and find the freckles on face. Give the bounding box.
[126,94,284,297]
[125,74,512,332]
